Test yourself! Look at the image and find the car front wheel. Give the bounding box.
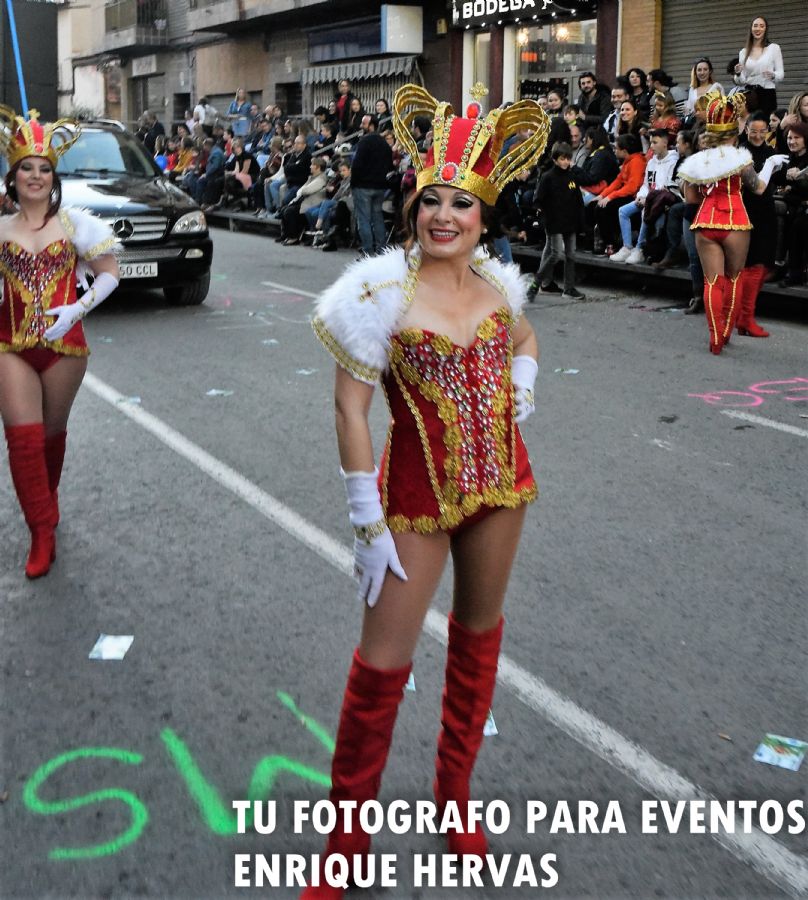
[163,271,210,306]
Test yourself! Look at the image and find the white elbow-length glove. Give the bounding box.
[342,468,407,608]
[758,154,789,189]
[511,355,539,424]
[45,271,119,341]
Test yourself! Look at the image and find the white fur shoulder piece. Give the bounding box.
[678,146,753,185]
[60,207,119,260]
[472,245,531,319]
[312,246,411,385]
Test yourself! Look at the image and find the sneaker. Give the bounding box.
[526,279,539,301]
[625,247,645,265]
[538,281,562,294]
[561,288,586,300]
[609,245,632,263]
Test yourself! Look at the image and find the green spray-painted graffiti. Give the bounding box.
[21,691,332,860]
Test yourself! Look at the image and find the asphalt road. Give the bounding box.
[1,230,806,900]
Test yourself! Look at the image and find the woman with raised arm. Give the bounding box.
[0,108,119,577]
[303,85,550,899]
[677,92,787,354]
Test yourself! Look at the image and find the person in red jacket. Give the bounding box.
[593,133,646,253]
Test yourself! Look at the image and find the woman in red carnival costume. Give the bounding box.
[304,85,550,898]
[0,107,119,577]
[677,91,787,354]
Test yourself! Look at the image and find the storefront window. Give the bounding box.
[474,31,490,90]
[516,19,596,99]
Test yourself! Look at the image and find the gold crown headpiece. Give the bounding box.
[704,90,745,134]
[392,84,551,206]
[0,106,80,169]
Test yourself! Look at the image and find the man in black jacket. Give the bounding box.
[576,72,612,129]
[281,134,312,207]
[350,114,393,255]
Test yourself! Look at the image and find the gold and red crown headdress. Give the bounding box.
[0,105,80,169]
[392,82,550,206]
[704,90,745,134]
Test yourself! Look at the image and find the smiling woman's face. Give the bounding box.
[14,157,54,203]
[416,186,483,261]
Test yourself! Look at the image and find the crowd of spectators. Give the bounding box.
[134,15,806,292]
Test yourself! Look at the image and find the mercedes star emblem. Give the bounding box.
[113,218,135,239]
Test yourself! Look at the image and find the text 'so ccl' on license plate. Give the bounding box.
[120,262,158,279]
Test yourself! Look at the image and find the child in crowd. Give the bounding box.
[528,142,585,300]
[611,128,679,264]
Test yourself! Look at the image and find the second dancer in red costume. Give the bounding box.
[305,85,550,898]
[0,107,119,577]
[677,91,787,354]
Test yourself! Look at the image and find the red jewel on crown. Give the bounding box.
[440,162,458,183]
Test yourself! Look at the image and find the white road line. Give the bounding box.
[258,279,319,299]
[722,410,808,439]
[82,371,808,899]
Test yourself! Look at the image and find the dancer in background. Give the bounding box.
[677,92,787,354]
[304,84,550,898]
[0,108,119,576]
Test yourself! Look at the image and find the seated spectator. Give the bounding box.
[571,126,619,204]
[298,119,318,152]
[314,122,338,153]
[769,108,788,151]
[593,133,646,254]
[383,130,402,169]
[196,138,226,208]
[611,128,679,264]
[176,123,190,141]
[272,134,311,211]
[495,168,532,263]
[569,124,588,167]
[685,58,723,116]
[647,69,688,117]
[564,104,582,127]
[172,137,198,179]
[778,92,808,150]
[375,99,393,133]
[576,71,612,128]
[779,122,808,286]
[255,136,284,215]
[153,135,169,171]
[604,85,629,143]
[345,97,366,139]
[650,91,682,147]
[219,138,260,209]
[625,67,651,118]
[546,89,567,118]
[251,119,274,160]
[616,98,648,152]
[279,157,329,245]
[164,136,180,171]
[314,159,354,250]
[655,129,697,269]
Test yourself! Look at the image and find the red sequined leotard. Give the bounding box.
[0,237,88,356]
[312,247,537,535]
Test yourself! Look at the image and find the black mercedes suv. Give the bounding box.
[57,120,213,305]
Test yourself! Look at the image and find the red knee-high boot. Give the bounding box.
[44,430,67,527]
[736,264,770,337]
[5,424,57,578]
[434,614,503,858]
[703,274,726,355]
[301,650,411,900]
[721,272,743,345]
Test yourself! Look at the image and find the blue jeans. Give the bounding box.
[618,201,647,249]
[352,187,386,254]
[493,236,513,263]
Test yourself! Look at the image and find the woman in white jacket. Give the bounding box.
[733,15,784,116]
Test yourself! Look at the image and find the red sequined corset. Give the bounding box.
[0,239,88,356]
[378,305,536,534]
[692,174,751,231]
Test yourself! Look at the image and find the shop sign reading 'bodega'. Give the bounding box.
[453,0,597,28]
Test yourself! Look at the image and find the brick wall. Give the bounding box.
[618,0,661,75]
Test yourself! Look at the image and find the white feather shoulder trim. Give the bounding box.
[471,246,531,319]
[678,146,752,184]
[60,207,119,260]
[312,246,411,384]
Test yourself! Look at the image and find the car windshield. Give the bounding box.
[57,130,159,177]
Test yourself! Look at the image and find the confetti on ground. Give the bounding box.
[89,634,134,660]
[205,389,234,397]
[753,734,807,772]
[405,672,416,692]
[117,396,141,405]
[0,791,8,803]
[554,368,580,375]
[262,338,279,346]
[296,368,318,376]
[97,336,114,343]
[483,709,498,737]
[718,733,733,742]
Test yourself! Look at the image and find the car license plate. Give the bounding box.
[119,262,158,279]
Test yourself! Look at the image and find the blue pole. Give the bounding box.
[4,0,29,113]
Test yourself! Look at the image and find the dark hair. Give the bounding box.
[785,121,808,143]
[616,98,642,136]
[744,15,770,59]
[365,114,379,130]
[551,141,572,160]
[314,106,328,117]
[412,115,432,136]
[566,103,581,115]
[676,130,696,152]
[616,133,641,154]
[648,69,673,87]
[648,128,669,140]
[584,125,609,148]
[625,68,647,91]
[401,189,497,253]
[311,156,327,171]
[578,71,597,86]
[547,89,566,106]
[4,159,62,228]
[747,112,769,125]
[375,98,391,115]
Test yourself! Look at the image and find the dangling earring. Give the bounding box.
[482,228,488,234]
